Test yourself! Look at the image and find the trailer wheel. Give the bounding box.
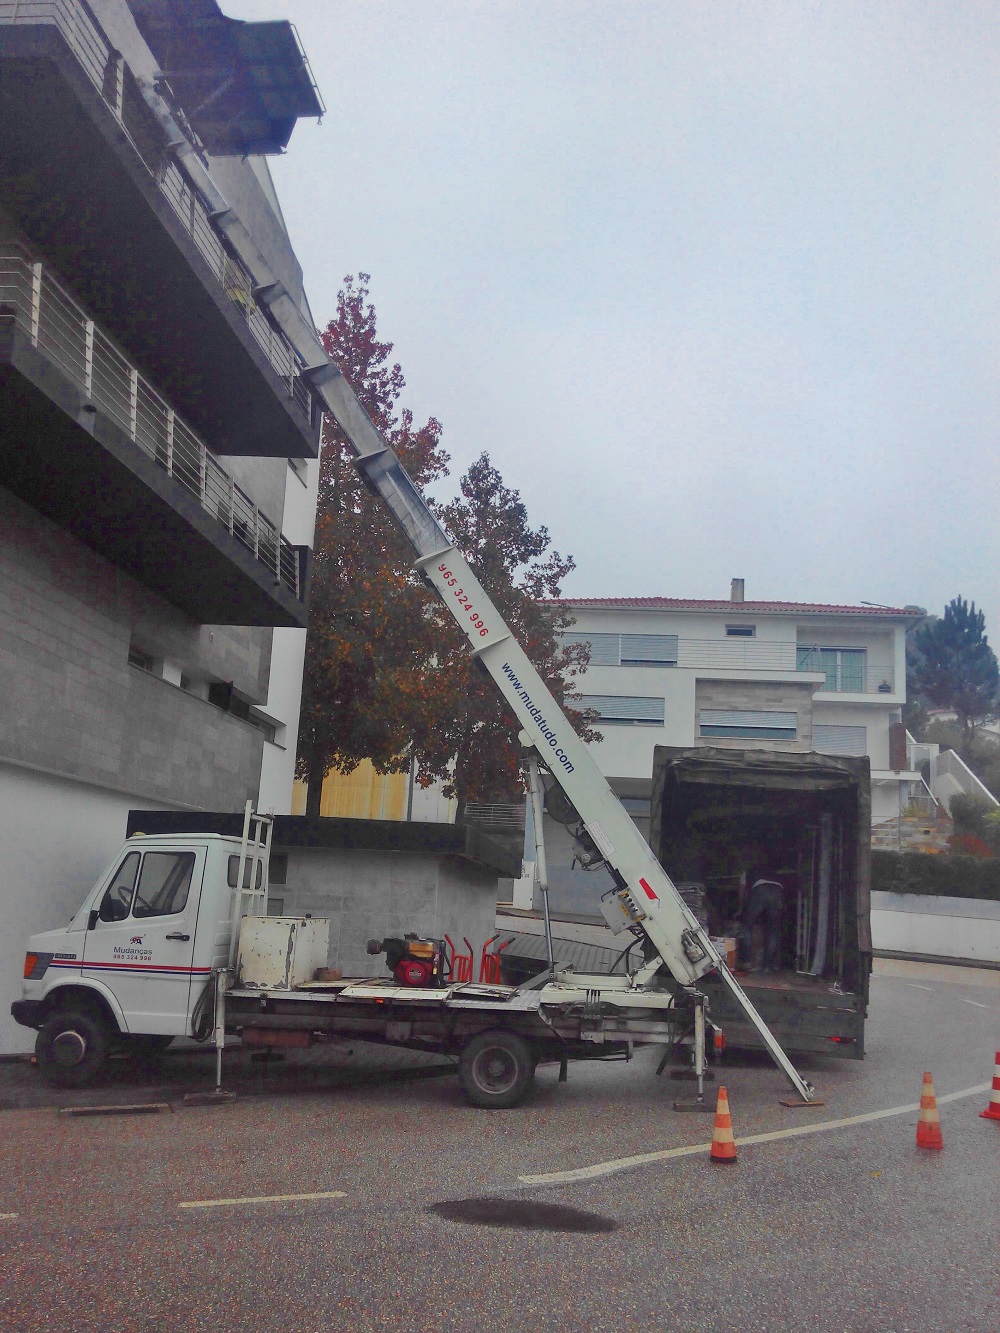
[35,1011,111,1088]
[459,1031,535,1109]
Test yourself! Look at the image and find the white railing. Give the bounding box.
[0,244,301,599]
[935,748,1000,808]
[0,0,314,426]
[564,632,896,693]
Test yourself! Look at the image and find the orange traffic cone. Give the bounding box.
[979,1051,1000,1121]
[916,1071,943,1150]
[710,1085,737,1164]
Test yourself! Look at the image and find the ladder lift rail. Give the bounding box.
[307,370,815,1103]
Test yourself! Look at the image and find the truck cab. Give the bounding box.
[13,833,265,1086]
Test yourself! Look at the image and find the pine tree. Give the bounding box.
[911,597,1000,748]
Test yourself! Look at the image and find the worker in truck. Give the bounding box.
[736,869,785,973]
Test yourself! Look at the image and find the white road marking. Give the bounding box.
[905,983,935,992]
[179,1190,347,1209]
[0,1213,18,1220]
[958,998,989,1008]
[517,1082,991,1186]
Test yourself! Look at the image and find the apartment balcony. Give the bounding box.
[0,243,309,627]
[0,0,320,458]
[567,631,897,695]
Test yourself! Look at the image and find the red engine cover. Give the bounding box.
[394,958,436,987]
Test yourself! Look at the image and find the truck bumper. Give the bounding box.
[11,1000,44,1030]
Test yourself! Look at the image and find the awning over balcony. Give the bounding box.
[131,1,325,155]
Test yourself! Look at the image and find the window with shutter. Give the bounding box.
[620,634,678,665]
[813,724,867,756]
[699,709,796,740]
[561,633,678,667]
[578,694,665,725]
[561,633,620,666]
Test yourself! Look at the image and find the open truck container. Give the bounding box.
[649,746,872,1058]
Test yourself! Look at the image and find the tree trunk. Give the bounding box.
[305,773,324,818]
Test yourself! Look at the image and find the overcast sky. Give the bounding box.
[228,1,998,632]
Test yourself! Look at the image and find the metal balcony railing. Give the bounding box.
[0,0,315,428]
[0,244,302,600]
[563,632,896,694]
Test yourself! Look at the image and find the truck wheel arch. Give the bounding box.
[37,983,125,1036]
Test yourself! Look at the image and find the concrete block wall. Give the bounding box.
[273,848,501,980]
[0,485,268,801]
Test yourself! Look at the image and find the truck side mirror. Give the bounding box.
[88,909,98,931]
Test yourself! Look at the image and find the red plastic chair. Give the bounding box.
[479,935,511,984]
[445,935,475,984]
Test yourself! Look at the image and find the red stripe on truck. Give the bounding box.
[639,878,657,901]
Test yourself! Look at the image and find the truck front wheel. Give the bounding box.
[35,1011,111,1088]
[458,1031,535,1109]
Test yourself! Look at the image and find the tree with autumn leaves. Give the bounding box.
[297,275,595,817]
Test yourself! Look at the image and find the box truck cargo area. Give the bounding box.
[649,747,872,1059]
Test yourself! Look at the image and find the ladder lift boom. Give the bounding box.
[31,76,819,1103]
[307,364,815,1104]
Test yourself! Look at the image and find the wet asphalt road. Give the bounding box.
[1,959,998,1333]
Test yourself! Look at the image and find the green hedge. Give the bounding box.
[871,850,1000,902]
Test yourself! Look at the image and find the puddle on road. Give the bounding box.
[427,1198,618,1233]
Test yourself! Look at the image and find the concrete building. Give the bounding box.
[0,0,323,1049]
[525,582,922,915]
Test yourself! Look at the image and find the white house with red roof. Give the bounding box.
[555,579,923,828]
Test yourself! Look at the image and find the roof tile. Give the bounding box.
[548,597,914,616]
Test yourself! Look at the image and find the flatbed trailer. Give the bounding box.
[224,971,702,1107]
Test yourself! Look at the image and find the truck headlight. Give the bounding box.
[23,953,53,980]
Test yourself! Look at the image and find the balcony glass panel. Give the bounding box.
[797,647,868,692]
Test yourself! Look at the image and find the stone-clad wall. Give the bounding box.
[0,485,265,807]
[274,847,501,980]
[694,679,816,751]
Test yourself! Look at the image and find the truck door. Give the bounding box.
[82,846,208,1035]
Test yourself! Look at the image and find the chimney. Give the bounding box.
[730,578,744,603]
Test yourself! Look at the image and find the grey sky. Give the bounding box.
[229,1,998,633]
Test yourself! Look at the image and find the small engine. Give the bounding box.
[367,934,445,988]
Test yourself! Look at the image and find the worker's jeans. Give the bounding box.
[738,882,784,971]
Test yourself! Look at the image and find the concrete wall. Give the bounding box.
[871,892,1000,965]
[258,456,320,813]
[0,487,267,799]
[272,847,501,980]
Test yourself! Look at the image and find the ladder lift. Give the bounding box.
[136,79,814,1102]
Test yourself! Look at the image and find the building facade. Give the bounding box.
[0,0,323,1049]
[524,583,922,916]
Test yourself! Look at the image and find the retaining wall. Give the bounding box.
[870,891,1000,966]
